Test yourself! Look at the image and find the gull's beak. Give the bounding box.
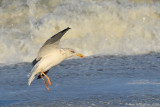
[76,53,84,58]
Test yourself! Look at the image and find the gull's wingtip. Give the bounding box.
[65,27,71,30]
[61,27,71,33]
[67,27,71,29]
[28,81,31,86]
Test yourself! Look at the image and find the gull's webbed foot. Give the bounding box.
[40,74,49,91]
[40,70,51,86]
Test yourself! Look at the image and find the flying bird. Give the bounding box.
[28,27,84,91]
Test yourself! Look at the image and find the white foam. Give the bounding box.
[0,0,160,63]
[127,79,160,85]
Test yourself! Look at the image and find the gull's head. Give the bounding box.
[65,49,84,58]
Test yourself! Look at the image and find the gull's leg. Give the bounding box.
[40,70,51,86]
[40,74,49,91]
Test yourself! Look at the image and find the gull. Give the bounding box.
[28,27,84,91]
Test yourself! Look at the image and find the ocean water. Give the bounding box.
[1,54,160,106]
[0,0,160,106]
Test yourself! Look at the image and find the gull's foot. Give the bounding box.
[40,74,49,91]
[40,70,51,86]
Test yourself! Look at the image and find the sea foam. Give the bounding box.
[0,0,160,63]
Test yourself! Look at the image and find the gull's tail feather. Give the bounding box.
[28,63,39,86]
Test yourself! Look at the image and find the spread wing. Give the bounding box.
[37,27,71,60]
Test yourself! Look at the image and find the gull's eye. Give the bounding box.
[71,50,75,53]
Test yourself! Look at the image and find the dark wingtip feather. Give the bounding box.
[67,27,71,29]
[61,27,71,33]
[32,58,38,66]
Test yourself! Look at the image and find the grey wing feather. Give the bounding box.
[42,27,71,47]
[37,27,71,59]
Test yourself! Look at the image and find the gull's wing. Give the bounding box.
[37,27,71,60]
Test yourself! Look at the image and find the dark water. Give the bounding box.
[0,53,160,107]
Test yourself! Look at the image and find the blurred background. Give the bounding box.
[0,0,160,63]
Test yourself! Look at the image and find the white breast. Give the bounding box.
[38,49,66,71]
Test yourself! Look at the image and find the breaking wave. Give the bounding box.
[0,0,160,63]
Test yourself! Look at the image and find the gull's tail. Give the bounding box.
[28,63,40,86]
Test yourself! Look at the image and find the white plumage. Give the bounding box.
[28,27,83,90]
